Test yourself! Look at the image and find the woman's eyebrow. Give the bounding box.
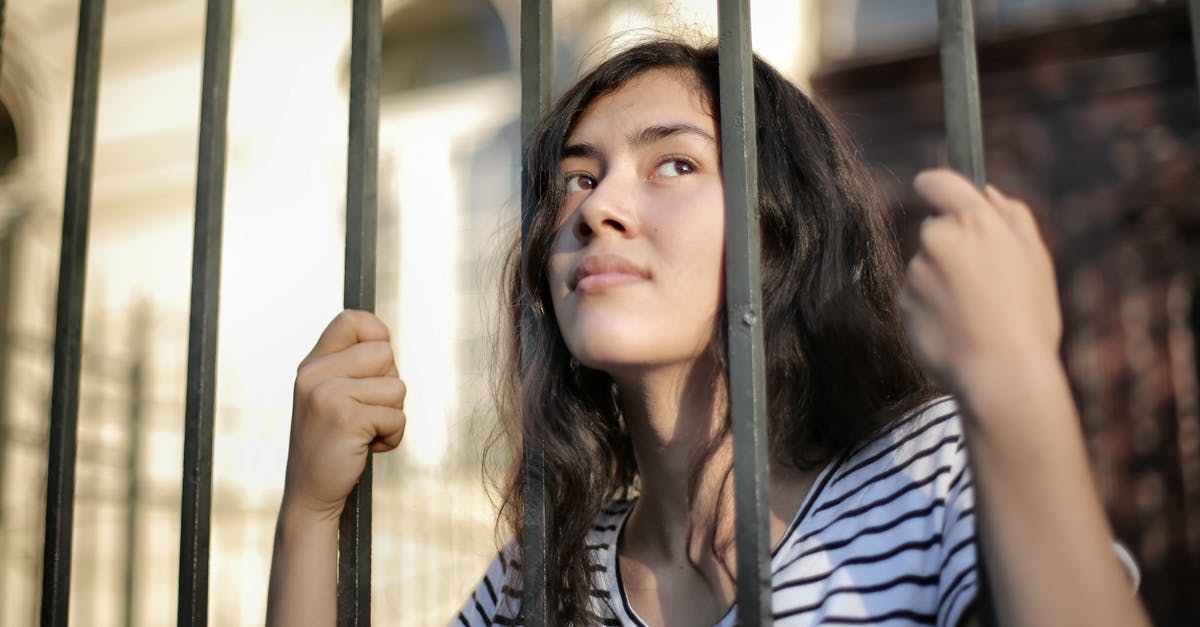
[561,123,716,161]
[562,142,598,160]
[628,123,716,148]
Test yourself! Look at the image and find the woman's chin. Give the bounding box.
[568,344,711,380]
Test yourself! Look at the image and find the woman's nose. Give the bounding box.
[572,174,639,243]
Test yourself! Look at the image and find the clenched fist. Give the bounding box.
[900,169,1062,398]
[283,309,407,522]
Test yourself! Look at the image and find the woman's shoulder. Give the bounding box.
[586,497,637,563]
[454,498,637,627]
[767,396,978,626]
[454,542,523,627]
[845,396,965,473]
[807,396,971,523]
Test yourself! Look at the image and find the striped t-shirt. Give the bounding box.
[457,397,977,626]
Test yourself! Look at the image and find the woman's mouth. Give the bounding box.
[572,253,650,293]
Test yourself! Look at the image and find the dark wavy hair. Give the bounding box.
[490,39,934,625]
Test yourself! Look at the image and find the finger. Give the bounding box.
[303,310,391,364]
[913,168,990,218]
[354,404,406,452]
[914,215,961,271]
[902,251,937,299]
[299,340,398,382]
[343,376,407,410]
[986,185,1045,250]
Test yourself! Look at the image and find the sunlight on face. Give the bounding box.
[548,68,726,380]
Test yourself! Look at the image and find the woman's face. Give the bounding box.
[548,68,725,377]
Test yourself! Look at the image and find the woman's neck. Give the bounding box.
[611,356,724,557]
[612,358,820,572]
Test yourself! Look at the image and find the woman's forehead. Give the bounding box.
[566,68,715,145]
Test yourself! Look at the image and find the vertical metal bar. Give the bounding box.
[936,0,986,186]
[936,2,998,626]
[0,215,19,590]
[0,213,15,621]
[0,212,24,627]
[519,0,553,624]
[1190,0,1200,104]
[122,304,147,627]
[0,0,7,82]
[717,1,772,625]
[177,0,233,624]
[338,1,380,625]
[39,1,106,624]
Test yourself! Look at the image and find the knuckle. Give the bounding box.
[308,379,345,414]
[294,362,319,392]
[917,218,935,242]
[369,339,393,359]
[918,218,948,248]
[334,308,361,328]
[368,341,397,369]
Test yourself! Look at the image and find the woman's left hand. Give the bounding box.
[899,169,1062,396]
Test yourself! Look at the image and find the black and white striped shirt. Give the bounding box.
[457,397,977,626]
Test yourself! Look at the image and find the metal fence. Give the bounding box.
[29,0,1200,626]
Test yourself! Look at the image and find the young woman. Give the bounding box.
[267,41,1150,627]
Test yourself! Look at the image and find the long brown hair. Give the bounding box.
[490,39,934,625]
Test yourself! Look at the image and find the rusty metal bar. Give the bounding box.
[520,0,553,624]
[40,1,106,624]
[338,0,381,625]
[177,0,234,624]
[717,1,772,624]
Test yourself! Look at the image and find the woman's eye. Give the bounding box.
[565,173,596,193]
[653,159,695,178]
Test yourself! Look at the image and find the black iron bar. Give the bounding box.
[177,0,234,625]
[1190,0,1200,102]
[39,1,106,624]
[717,1,772,625]
[935,2,999,626]
[338,1,380,625]
[123,305,148,627]
[520,1,553,624]
[0,0,6,81]
[936,0,986,187]
[0,212,17,626]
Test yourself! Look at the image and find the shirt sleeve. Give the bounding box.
[451,545,522,627]
[936,432,979,627]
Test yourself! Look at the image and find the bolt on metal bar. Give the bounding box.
[177,0,234,624]
[338,0,380,625]
[717,1,772,624]
[935,2,999,626]
[39,1,106,625]
[520,1,553,624]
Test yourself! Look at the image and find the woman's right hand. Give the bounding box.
[282,309,407,522]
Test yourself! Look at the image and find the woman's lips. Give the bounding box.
[572,253,650,293]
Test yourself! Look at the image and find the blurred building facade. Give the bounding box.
[0,0,1196,625]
